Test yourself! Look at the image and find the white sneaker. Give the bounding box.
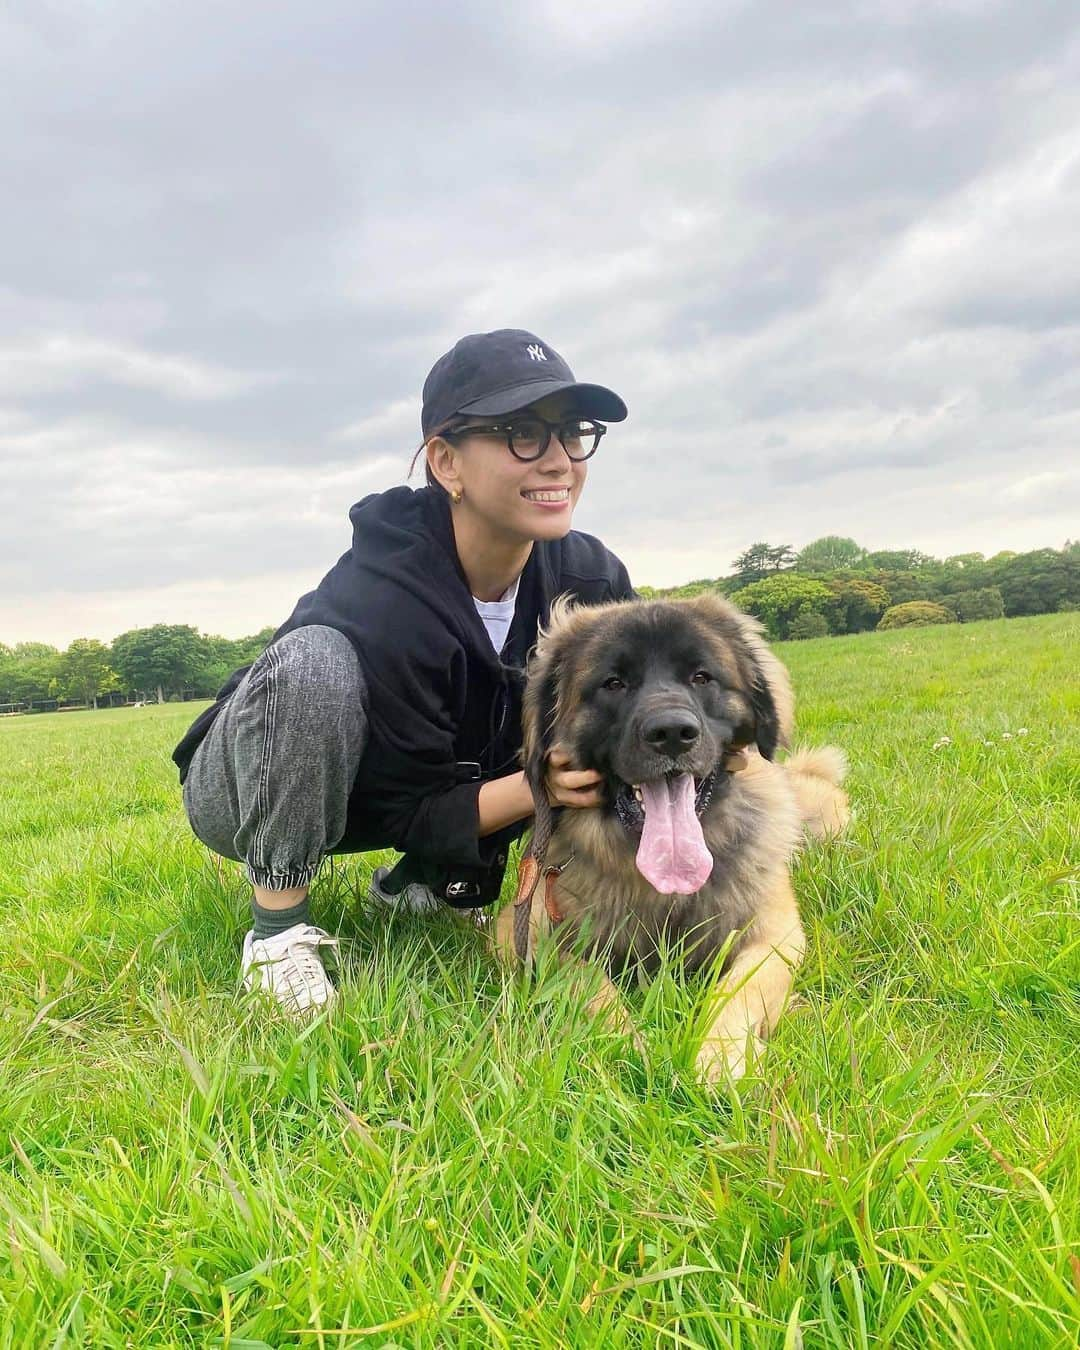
[368,864,442,915]
[241,923,339,1016]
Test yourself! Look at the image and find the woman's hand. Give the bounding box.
[544,746,604,809]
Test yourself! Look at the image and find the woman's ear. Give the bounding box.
[426,437,462,499]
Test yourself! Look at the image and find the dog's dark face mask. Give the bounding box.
[559,605,779,895]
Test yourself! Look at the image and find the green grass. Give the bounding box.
[0,613,1077,1347]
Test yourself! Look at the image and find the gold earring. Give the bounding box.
[450,487,463,504]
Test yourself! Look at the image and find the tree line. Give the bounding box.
[2,538,1077,710]
[0,625,275,711]
[638,537,1079,641]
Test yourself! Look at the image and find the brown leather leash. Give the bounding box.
[511,853,574,961]
[511,770,559,962]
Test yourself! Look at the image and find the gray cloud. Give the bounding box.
[3,0,1079,643]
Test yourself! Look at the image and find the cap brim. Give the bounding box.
[457,379,627,423]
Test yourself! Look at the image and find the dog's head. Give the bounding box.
[522,594,793,894]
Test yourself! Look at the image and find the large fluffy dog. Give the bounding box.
[494,594,849,1083]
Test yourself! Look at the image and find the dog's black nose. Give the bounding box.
[641,711,701,758]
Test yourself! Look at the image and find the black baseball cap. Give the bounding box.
[421,328,628,438]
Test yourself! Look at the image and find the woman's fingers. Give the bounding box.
[548,772,604,807]
[553,767,603,791]
[544,747,604,808]
[552,785,604,808]
[547,747,600,784]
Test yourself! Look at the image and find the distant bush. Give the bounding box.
[877,601,956,630]
[730,574,833,639]
[788,610,830,640]
[825,577,890,633]
[948,587,1005,622]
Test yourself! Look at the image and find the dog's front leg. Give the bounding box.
[566,962,643,1050]
[696,875,805,1084]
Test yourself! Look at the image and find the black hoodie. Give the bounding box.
[172,485,633,902]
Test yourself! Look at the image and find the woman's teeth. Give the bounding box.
[522,488,570,502]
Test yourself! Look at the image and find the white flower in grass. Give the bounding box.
[984,740,994,747]
[1002,732,1013,740]
[932,736,952,750]
[1017,727,1029,736]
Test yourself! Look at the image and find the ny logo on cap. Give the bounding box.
[525,344,547,362]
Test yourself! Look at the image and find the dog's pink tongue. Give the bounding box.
[635,773,714,895]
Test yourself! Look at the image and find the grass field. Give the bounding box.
[0,612,1077,1347]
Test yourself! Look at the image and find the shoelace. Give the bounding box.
[280,930,338,998]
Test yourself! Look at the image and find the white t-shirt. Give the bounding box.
[473,574,520,655]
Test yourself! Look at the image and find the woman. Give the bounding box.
[173,328,633,1014]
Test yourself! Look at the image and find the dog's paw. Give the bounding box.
[585,988,644,1053]
[696,1033,765,1087]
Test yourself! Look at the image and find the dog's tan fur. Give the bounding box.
[493,594,849,1084]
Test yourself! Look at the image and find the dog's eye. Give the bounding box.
[601,675,626,692]
[690,670,713,686]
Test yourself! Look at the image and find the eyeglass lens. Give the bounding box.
[508,418,601,461]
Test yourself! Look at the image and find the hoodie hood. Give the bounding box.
[347,486,536,675]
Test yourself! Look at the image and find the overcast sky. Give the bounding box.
[3,0,1079,647]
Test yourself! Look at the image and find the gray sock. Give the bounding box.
[251,894,310,939]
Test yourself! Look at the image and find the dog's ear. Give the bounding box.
[736,624,793,760]
[521,596,576,796]
[521,646,561,798]
[684,594,794,759]
[747,664,781,761]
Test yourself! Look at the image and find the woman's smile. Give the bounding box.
[521,486,572,509]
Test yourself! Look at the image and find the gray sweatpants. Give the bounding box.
[182,625,369,890]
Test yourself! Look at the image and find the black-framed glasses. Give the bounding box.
[442,415,607,462]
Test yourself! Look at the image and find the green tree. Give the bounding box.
[825,578,890,633]
[868,569,934,607]
[195,627,276,696]
[60,638,116,708]
[111,624,204,703]
[3,643,64,703]
[877,601,956,630]
[865,548,935,571]
[765,544,797,572]
[795,535,868,572]
[950,587,1005,622]
[731,574,833,639]
[732,543,773,583]
[788,609,830,640]
[992,549,1079,616]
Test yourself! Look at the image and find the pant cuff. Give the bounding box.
[246,862,321,891]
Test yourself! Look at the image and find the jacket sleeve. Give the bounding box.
[348,639,495,868]
[389,780,487,867]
